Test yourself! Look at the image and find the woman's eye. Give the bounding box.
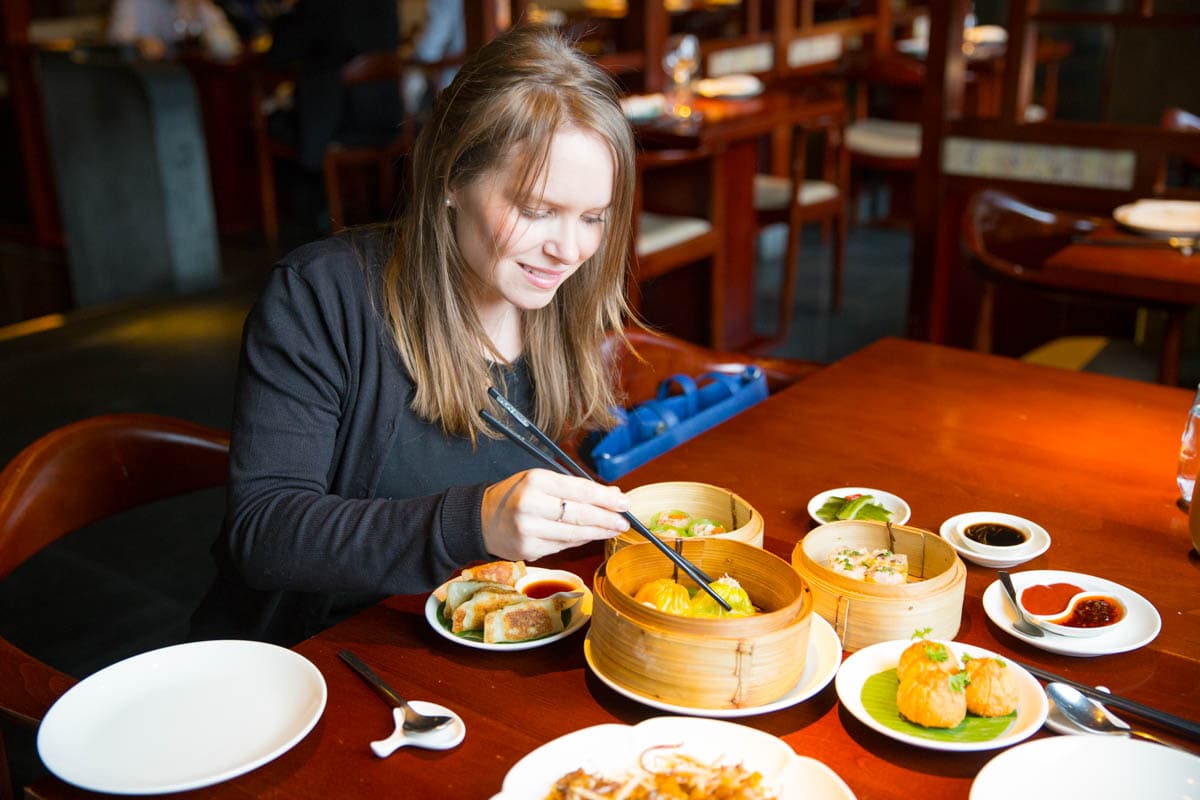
[520,207,550,220]
[584,215,606,226]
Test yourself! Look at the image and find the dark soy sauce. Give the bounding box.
[963,522,1028,548]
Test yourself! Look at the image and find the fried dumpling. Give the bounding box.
[432,560,526,602]
[633,578,693,616]
[896,669,968,729]
[443,580,513,615]
[482,597,565,643]
[897,638,961,684]
[963,656,1019,717]
[451,589,524,633]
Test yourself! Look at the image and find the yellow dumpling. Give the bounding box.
[897,638,961,684]
[963,656,1019,717]
[686,575,755,618]
[633,578,692,616]
[896,670,968,729]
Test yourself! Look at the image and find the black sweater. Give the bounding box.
[191,232,539,644]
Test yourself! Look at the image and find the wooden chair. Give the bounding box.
[0,414,229,799]
[753,109,850,341]
[1160,107,1200,186]
[631,146,726,346]
[251,51,418,248]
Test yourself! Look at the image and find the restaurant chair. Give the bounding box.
[631,146,726,347]
[251,51,418,248]
[0,414,229,798]
[753,110,850,339]
[1160,107,1200,186]
[961,188,1186,384]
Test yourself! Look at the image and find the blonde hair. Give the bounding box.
[381,25,636,441]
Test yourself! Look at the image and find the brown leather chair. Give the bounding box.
[251,51,419,248]
[1160,107,1200,185]
[0,414,229,799]
[631,146,726,346]
[754,109,850,337]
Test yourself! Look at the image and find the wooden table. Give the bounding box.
[635,82,846,350]
[1044,227,1199,385]
[28,338,1200,799]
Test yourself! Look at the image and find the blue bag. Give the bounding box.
[580,366,768,481]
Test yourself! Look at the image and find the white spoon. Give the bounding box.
[370,701,466,758]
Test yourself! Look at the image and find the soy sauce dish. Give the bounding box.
[1017,582,1128,638]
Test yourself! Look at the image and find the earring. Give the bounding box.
[445,196,453,208]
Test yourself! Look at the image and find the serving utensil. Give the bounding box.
[338,650,453,733]
[480,386,731,611]
[1071,234,1196,255]
[997,570,1044,637]
[1047,683,1184,749]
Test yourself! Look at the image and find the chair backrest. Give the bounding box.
[1161,107,1200,170]
[961,188,1099,282]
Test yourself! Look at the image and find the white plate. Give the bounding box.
[939,512,1050,568]
[981,569,1161,656]
[620,92,665,122]
[491,716,856,800]
[37,640,326,795]
[807,487,911,526]
[694,74,765,99]
[1113,199,1200,238]
[424,566,593,651]
[970,736,1200,800]
[834,639,1048,752]
[583,614,841,717]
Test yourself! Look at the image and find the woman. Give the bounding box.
[192,25,638,645]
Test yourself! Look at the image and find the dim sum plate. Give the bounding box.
[970,736,1200,799]
[490,716,856,800]
[835,639,1048,752]
[807,487,911,526]
[37,640,326,794]
[424,567,593,651]
[583,614,842,718]
[981,569,1161,657]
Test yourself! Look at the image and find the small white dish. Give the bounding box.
[835,639,1047,752]
[807,487,911,526]
[1019,588,1128,638]
[424,566,593,651]
[491,716,856,800]
[970,736,1200,799]
[369,701,465,757]
[939,512,1050,568]
[583,614,841,718]
[981,569,1161,657]
[1113,199,1200,238]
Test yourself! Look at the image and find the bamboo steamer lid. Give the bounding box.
[791,520,965,652]
[590,538,812,709]
[606,481,764,557]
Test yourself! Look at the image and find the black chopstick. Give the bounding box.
[1012,659,1200,741]
[480,389,731,611]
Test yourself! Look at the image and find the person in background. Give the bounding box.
[402,0,465,118]
[190,25,638,645]
[107,0,242,60]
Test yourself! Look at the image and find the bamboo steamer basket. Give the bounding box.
[791,520,965,653]
[590,538,812,709]
[605,481,764,557]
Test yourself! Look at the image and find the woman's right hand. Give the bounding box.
[480,469,631,561]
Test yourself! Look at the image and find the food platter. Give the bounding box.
[424,566,593,651]
[807,487,911,526]
[834,639,1047,752]
[939,512,1050,568]
[970,736,1200,799]
[1112,199,1200,238]
[583,614,841,717]
[490,716,856,800]
[37,640,326,795]
[981,569,1160,656]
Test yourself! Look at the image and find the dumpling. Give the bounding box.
[444,581,513,615]
[686,575,755,618]
[865,549,908,585]
[896,669,968,729]
[897,638,961,684]
[482,597,565,643]
[649,509,692,531]
[451,589,524,632]
[432,559,526,602]
[634,578,692,615]
[688,518,728,537]
[963,656,1019,717]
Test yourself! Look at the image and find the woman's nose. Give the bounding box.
[545,220,581,264]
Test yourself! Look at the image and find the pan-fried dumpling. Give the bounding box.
[444,581,514,615]
[451,589,524,632]
[432,560,526,602]
[482,597,565,643]
[633,578,692,616]
[687,575,755,618]
[963,656,1019,717]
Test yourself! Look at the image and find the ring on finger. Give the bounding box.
[556,499,567,522]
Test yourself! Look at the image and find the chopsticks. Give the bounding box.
[480,386,731,612]
[1011,658,1200,741]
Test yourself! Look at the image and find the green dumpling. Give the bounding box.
[687,575,756,618]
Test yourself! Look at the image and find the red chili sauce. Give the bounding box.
[1053,596,1125,628]
[521,579,578,599]
[1020,582,1084,616]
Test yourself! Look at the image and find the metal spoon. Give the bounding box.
[339,649,454,733]
[1047,682,1184,749]
[997,570,1044,638]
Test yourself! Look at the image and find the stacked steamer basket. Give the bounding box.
[606,481,764,557]
[590,538,812,709]
[791,520,965,652]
